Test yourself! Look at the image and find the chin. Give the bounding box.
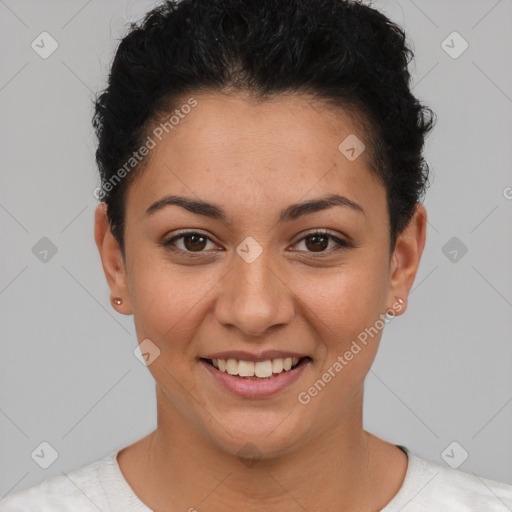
[202,409,313,462]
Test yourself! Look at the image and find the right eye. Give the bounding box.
[162,231,220,255]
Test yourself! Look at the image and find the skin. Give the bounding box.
[95,91,427,511]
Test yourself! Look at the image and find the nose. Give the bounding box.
[213,249,296,338]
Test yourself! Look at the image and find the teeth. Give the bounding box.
[226,359,238,375]
[255,360,273,378]
[272,358,284,373]
[238,360,254,377]
[209,357,303,378]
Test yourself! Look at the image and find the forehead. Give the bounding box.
[126,92,384,219]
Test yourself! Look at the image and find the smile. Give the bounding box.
[199,355,312,398]
[203,356,306,379]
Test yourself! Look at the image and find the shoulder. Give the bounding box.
[0,451,117,512]
[385,447,512,511]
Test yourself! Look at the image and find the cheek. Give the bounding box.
[297,259,388,334]
[291,253,389,379]
[127,252,221,354]
[296,274,386,417]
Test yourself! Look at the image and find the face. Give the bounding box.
[95,92,425,459]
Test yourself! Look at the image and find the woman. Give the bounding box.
[2,0,511,510]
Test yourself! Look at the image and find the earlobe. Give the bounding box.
[94,203,133,315]
[386,204,427,316]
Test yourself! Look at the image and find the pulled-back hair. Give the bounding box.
[93,0,436,256]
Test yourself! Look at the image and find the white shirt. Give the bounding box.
[1,445,511,511]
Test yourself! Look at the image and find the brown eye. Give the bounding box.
[182,233,208,251]
[163,231,217,254]
[162,229,350,257]
[304,233,330,252]
[292,230,350,255]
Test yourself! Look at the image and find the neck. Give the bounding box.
[123,385,392,512]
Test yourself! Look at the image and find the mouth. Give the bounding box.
[200,356,312,380]
[199,353,312,398]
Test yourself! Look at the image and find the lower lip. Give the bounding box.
[200,358,311,399]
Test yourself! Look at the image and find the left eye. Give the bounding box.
[292,231,349,253]
[162,230,349,255]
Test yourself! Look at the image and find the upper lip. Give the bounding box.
[200,350,310,362]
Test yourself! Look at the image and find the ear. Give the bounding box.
[94,203,133,315]
[386,203,427,316]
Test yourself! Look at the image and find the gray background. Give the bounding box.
[1,0,511,497]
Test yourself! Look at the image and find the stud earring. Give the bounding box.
[385,296,405,319]
[112,297,122,306]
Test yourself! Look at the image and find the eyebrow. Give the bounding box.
[145,193,365,224]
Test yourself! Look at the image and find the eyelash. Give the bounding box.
[161,229,350,258]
